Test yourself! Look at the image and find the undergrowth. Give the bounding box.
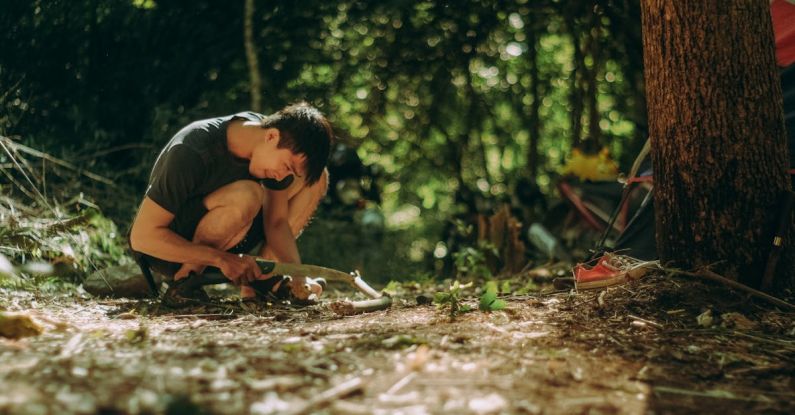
[0,136,131,289]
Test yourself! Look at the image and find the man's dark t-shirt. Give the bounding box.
[146,111,263,214]
[138,111,266,276]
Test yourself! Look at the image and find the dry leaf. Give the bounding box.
[0,312,44,339]
[720,312,756,330]
[696,309,713,328]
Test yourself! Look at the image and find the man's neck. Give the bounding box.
[226,120,262,160]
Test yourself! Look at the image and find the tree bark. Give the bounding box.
[585,10,602,146]
[564,12,584,147]
[526,20,542,178]
[641,0,793,288]
[244,0,262,113]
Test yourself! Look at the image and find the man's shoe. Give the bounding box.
[248,275,291,301]
[248,276,321,306]
[162,278,211,308]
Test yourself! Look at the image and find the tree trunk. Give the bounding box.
[526,21,541,178]
[565,13,584,147]
[641,0,793,288]
[585,10,602,146]
[244,0,262,113]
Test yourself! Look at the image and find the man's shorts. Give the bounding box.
[132,195,265,278]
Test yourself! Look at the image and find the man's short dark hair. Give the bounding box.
[261,101,333,185]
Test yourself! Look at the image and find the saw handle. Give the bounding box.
[181,259,277,290]
[179,272,228,291]
[255,259,276,275]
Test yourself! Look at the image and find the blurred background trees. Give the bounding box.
[0,0,647,281]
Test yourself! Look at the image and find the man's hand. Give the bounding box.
[216,253,260,285]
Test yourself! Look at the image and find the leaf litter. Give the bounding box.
[0,271,793,414]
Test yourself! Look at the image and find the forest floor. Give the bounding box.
[1,273,794,415]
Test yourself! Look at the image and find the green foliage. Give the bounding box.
[433,280,473,318]
[500,280,512,295]
[514,279,540,295]
[479,281,507,312]
[445,218,499,280]
[297,217,430,284]
[382,280,403,297]
[0,205,131,288]
[125,324,148,345]
[1,0,645,282]
[453,241,497,280]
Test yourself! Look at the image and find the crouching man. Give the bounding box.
[129,102,331,306]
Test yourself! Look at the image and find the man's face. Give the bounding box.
[249,129,307,188]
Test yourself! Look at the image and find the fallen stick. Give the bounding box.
[672,269,795,311]
[168,314,238,320]
[627,314,663,329]
[283,377,363,415]
[329,296,393,316]
[385,372,417,395]
[653,385,792,401]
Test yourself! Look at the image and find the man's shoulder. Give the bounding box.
[156,111,265,167]
[171,112,262,148]
[231,111,264,123]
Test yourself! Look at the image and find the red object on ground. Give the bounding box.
[573,256,622,284]
[772,0,795,67]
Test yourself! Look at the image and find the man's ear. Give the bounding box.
[264,128,280,143]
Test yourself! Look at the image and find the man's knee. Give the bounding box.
[204,180,263,223]
[286,170,327,235]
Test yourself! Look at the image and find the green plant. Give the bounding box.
[453,240,497,279]
[0,201,132,288]
[514,279,540,295]
[479,281,507,312]
[433,280,473,318]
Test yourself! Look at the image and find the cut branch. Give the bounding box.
[670,268,795,311]
[329,296,393,316]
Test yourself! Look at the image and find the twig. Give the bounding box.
[283,377,363,415]
[168,314,238,320]
[0,166,39,202]
[0,196,36,214]
[414,377,514,388]
[597,290,607,307]
[627,314,663,329]
[0,138,52,207]
[329,296,392,316]
[730,330,795,350]
[653,385,793,401]
[0,136,116,187]
[385,372,417,395]
[670,268,795,311]
[74,144,153,161]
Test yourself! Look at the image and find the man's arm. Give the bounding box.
[261,188,301,263]
[259,169,328,261]
[129,197,258,284]
[257,173,329,298]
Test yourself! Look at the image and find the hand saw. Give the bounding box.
[178,257,383,299]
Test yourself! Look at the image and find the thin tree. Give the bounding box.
[641,0,793,287]
[525,17,542,178]
[585,8,602,146]
[244,0,262,113]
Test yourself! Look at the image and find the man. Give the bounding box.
[129,102,331,305]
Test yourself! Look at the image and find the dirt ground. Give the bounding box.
[1,273,794,415]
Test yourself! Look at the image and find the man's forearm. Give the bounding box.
[131,227,225,267]
[260,221,300,263]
